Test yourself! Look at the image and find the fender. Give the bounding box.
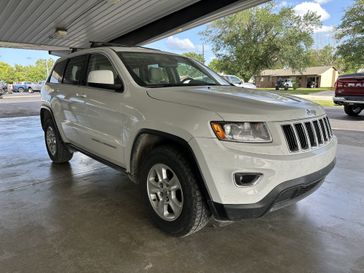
[130,128,214,205]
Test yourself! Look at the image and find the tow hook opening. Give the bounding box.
[234,173,262,186]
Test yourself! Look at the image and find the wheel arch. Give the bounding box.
[40,106,63,137]
[40,106,53,130]
[129,129,212,203]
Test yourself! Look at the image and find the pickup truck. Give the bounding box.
[333,73,364,116]
[12,81,45,93]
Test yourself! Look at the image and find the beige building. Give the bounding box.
[256,66,339,88]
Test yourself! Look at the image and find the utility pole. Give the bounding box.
[202,44,205,64]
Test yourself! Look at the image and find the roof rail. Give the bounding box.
[89,41,160,51]
[90,41,129,48]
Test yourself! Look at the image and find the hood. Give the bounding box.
[146,86,325,122]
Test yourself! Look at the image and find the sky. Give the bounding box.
[0,0,355,66]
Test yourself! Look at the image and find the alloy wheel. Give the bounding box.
[46,126,57,156]
[147,163,183,221]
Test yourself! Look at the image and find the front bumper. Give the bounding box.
[209,159,335,220]
[333,96,364,106]
[189,135,337,205]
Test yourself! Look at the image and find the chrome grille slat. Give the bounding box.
[282,116,333,152]
[319,119,328,142]
[304,122,317,147]
[282,125,299,152]
[294,123,309,150]
[313,120,323,144]
[324,117,332,137]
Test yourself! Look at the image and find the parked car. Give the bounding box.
[0,81,7,95]
[223,75,256,89]
[12,81,44,93]
[333,73,364,116]
[29,81,46,92]
[13,82,31,92]
[275,79,293,90]
[41,47,337,236]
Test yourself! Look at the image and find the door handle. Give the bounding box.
[75,93,87,98]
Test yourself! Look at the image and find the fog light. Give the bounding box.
[234,173,261,186]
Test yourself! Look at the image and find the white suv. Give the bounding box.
[40,47,337,236]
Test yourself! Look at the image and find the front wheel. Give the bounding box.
[28,87,33,93]
[139,146,210,237]
[344,105,362,116]
[18,87,24,93]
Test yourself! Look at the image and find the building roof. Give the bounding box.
[260,66,336,77]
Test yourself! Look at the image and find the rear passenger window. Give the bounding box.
[63,55,88,85]
[49,61,67,83]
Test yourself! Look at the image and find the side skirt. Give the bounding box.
[67,143,127,173]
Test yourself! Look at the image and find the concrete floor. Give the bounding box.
[1,116,364,273]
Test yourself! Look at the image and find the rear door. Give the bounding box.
[58,55,89,145]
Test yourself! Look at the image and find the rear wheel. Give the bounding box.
[139,145,210,237]
[18,87,24,93]
[44,118,73,163]
[344,105,362,116]
[28,87,33,93]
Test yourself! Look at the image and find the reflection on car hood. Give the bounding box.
[146,86,325,121]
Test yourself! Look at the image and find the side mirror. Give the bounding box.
[87,70,123,92]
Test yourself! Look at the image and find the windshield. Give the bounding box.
[117,52,230,88]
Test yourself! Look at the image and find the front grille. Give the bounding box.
[282,116,333,152]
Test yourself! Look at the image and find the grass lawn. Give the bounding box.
[311,100,338,107]
[257,88,334,95]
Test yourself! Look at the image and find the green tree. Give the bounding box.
[182,52,204,63]
[26,59,55,82]
[0,62,15,83]
[336,0,364,72]
[201,3,321,81]
[13,64,27,82]
[308,45,336,67]
[208,59,225,73]
[178,52,206,78]
[0,58,56,83]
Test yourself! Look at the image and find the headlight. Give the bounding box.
[211,122,272,143]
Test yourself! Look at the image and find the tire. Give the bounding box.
[139,145,210,237]
[28,87,33,93]
[18,87,25,93]
[44,118,73,163]
[344,105,362,116]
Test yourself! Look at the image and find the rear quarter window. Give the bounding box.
[49,61,67,84]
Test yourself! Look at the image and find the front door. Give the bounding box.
[71,53,126,166]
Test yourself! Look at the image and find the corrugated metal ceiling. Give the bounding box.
[0,0,266,50]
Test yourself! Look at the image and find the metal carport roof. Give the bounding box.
[0,0,266,52]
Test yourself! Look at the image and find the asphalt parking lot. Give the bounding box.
[0,93,41,118]
[0,95,363,273]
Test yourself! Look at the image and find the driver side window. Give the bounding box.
[87,54,121,87]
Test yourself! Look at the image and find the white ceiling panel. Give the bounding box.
[0,0,267,51]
